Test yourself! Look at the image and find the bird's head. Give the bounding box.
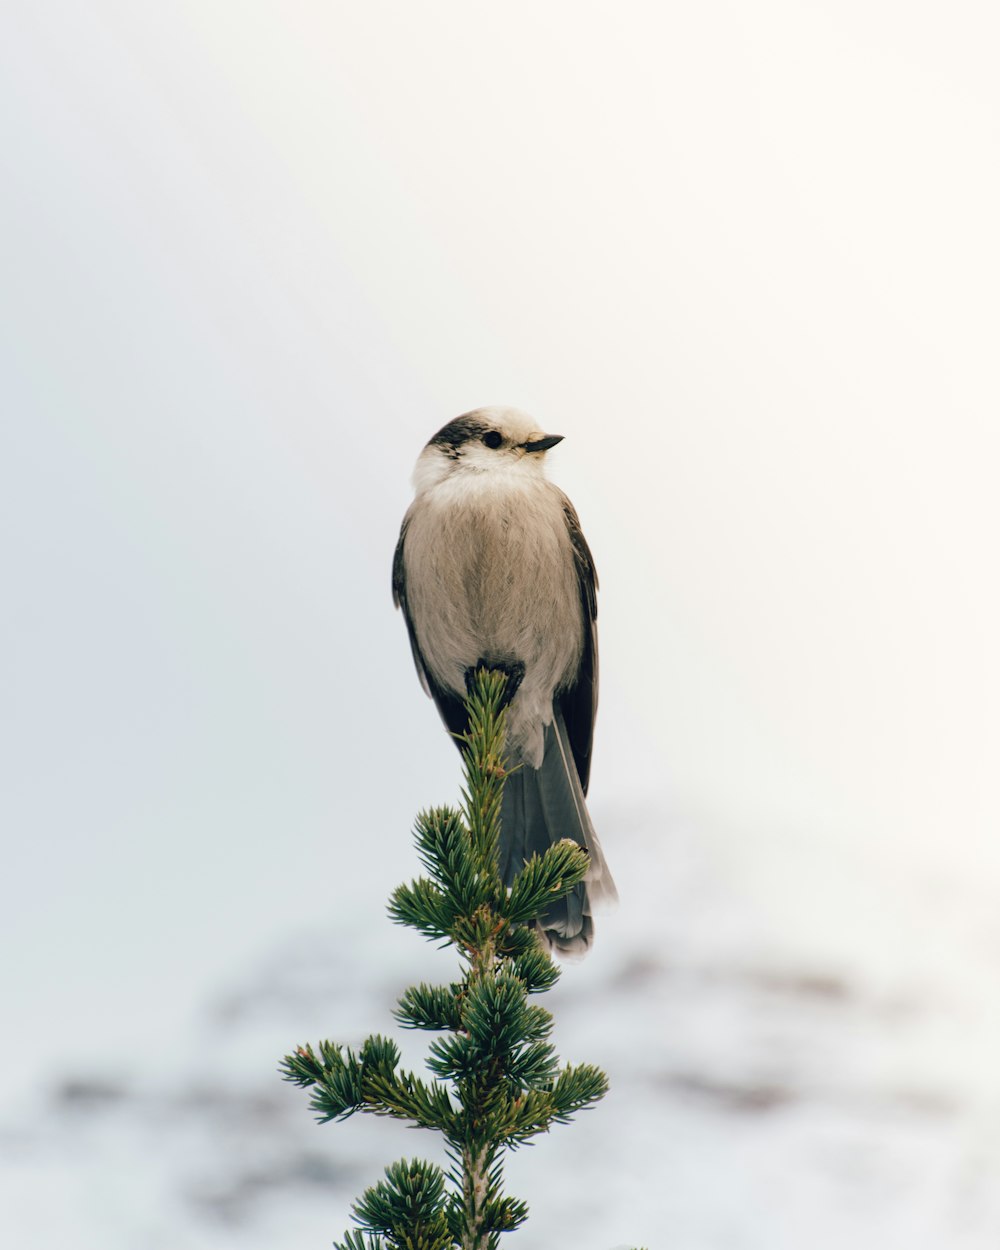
[412,406,564,494]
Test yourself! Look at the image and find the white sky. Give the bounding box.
[1,2,998,1098]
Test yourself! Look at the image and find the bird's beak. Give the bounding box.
[522,434,564,453]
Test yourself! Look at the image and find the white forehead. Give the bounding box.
[464,406,542,441]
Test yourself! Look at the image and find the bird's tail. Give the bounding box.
[499,710,617,957]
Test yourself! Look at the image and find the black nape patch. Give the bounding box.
[427,413,489,458]
[464,659,526,710]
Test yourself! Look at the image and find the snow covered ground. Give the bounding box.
[5,797,999,1250]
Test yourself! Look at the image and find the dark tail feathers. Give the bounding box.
[499,711,617,957]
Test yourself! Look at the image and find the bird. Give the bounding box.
[393,406,616,955]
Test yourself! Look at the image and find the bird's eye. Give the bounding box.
[482,431,503,450]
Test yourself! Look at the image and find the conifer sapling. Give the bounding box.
[280,669,609,1249]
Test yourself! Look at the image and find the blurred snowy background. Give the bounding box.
[2,4,999,1248]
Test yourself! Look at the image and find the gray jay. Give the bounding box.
[393,406,616,955]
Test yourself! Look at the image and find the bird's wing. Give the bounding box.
[393,509,469,739]
[392,508,432,696]
[555,492,599,795]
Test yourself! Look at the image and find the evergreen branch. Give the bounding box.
[450,905,506,956]
[413,807,489,916]
[461,972,532,1058]
[495,924,544,961]
[281,663,616,1247]
[514,1003,553,1044]
[503,842,590,924]
[395,982,464,1032]
[506,946,561,994]
[307,1045,366,1123]
[279,1039,339,1088]
[333,1230,383,1250]
[504,1040,559,1089]
[480,1195,529,1235]
[363,1068,458,1135]
[425,1033,475,1082]
[498,1090,558,1143]
[458,670,510,878]
[546,1062,609,1122]
[388,877,456,941]
[282,1036,406,1124]
[349,1158,453,1250]
[499,1062,608,1145]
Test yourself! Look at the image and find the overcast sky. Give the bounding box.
[2,2,998,1101]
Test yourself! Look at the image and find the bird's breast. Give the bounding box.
[403,477,584,705]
